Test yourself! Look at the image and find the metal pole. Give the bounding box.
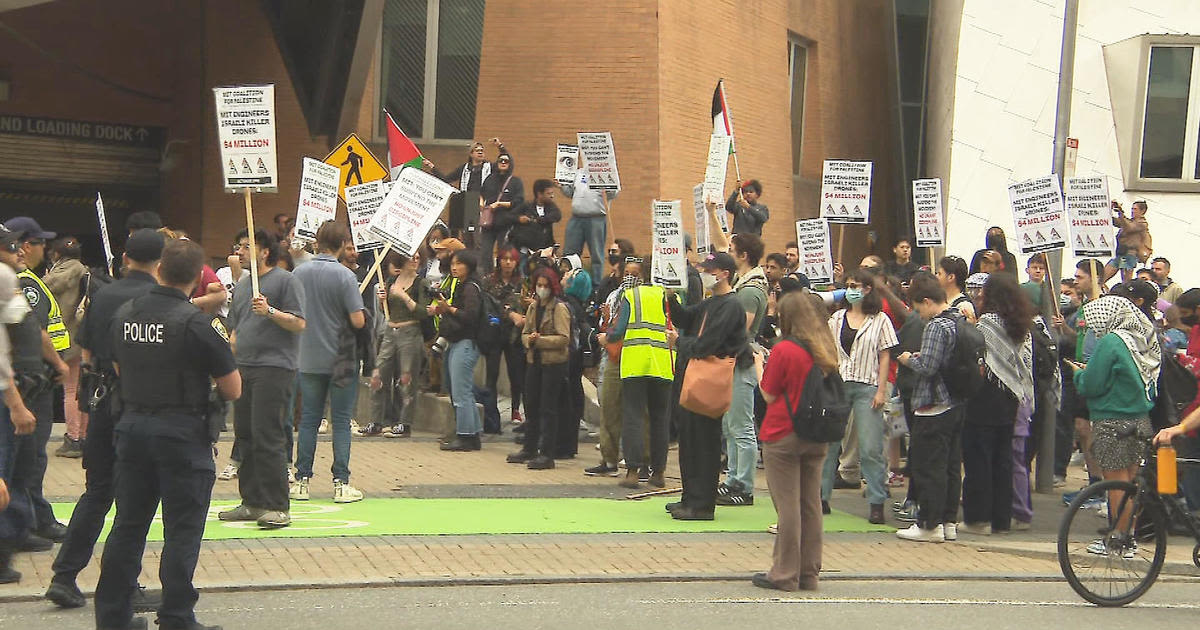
[1037,0,1079,494]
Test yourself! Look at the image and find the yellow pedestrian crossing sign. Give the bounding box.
[323,133,388,203]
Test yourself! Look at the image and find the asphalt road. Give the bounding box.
[6,579,1198,630]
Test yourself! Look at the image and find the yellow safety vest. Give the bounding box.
[619,285,673,380]
[19,269,70,352]
[433,276,459,331]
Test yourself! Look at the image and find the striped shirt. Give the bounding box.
[828,310,898,386]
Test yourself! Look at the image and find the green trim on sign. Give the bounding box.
[52,497,890,541]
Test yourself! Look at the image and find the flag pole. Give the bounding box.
[243,187,260,297]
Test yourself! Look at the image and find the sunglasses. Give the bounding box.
[3,241,19,253]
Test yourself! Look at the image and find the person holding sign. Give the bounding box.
[562,153,618,283]
[724,180,769,236]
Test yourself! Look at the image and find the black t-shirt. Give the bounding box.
[7,311,44,374]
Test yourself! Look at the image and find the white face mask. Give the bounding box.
[536,287,551,301]
[1,291,29,324]
[701,272,718,291]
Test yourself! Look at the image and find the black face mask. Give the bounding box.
[1182,314,1199,327]
[607,253,621,265]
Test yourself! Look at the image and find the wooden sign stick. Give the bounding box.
[243,187,260,297]
[375,249,390,321]
[359,243,392,294]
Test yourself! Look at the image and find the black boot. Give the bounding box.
[0,541,19,584]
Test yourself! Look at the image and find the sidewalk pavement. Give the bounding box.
[8,425,1178,602]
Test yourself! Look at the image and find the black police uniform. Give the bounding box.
[0,298,47,550]
[50,269,157,588]
[94,285,236,630]
[14,271,58,534]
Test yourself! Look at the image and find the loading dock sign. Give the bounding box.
[214,84,278,192]
[0,115,165,148]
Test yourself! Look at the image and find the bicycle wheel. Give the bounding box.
[1057,479,1167,606]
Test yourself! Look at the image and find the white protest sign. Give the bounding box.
[1008,175,1068,255]
[368,167,457,258]
[820,160,872,224]
[1064,176,1115,258]
[691,184,711,256]
[555,143,579,184]
[911,178,945,248]
[94,192,114,275]
[714,201,729,234]
[651,200,686,289]
[796,218,833,284]
[577,132,620,191]
[703,134,732,203]
[213,84,278,192]
[294,157,340,246]
[346,180,389,253]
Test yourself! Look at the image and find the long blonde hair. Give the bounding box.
[776,292,839,375]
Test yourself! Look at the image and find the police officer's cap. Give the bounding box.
[3,216,55,241]
[125,229,165,263]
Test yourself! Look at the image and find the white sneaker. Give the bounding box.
[943,522,958,541]
[289,477,310,501]
[349,419,362,435]
[287,466,296,485]
[896,523,945,543]
[333,480,364,503]
[318,419,330,435]
[1012,520,1032,531]
[958,522,992,536]
[217,463,239,481]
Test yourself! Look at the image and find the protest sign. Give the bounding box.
[294,157,341,247]
[1008,175,1068,255]
[214,85,278,191]
[796,218,833,284]
[1064,176,1115,258]
[555,143,579,184]
[703,134,732,203]
[651,200,686,289]
[94,192,114,275]
[346,180,389,253]
[911,178,945,248]
[819,160,872,224]
[691,184,711,256]
[577,132,620,190]
[368,167,456,258]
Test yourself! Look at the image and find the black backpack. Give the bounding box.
[781,337,850,443]
[471,281,505,355]
[936,311,987,399]
[1159,351,1197,421]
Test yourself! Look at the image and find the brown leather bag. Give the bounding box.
[679,315,735,417]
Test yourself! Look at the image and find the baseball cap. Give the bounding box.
[430,237,465,252]
[697,252,736,275]
[124,229,165,262]
[1112,280,1158,307]
[0,224,20,250]
[3,216,55,241]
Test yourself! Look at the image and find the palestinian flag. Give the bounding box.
[385,110,424,178]
[712,79,736,153]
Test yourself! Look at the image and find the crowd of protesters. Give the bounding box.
[3,133,1200,603]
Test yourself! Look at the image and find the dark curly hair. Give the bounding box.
[980,273,1034,342]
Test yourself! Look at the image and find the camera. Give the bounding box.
[431,336,449,357]
[430,287,449,300]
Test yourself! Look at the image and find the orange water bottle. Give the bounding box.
[1158,446,1178,495]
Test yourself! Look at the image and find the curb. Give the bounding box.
[0,572,1070,604]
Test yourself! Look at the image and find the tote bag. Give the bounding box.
[679,314,735,417]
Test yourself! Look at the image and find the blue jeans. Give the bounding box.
[295,372,358,482]
[564,215,607,284]
[446,339,482,435]
[722,364,759,493]
[821,381,888,505]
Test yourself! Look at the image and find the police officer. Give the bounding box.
[94,239,240,630]
[3,216,71,543]
[45,229,164,609]
[0,224,40,583]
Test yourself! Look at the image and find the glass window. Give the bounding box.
[380,0,428,137]
[380,0,484,141]
[789,40,807,175]
[1139,46,1192,179]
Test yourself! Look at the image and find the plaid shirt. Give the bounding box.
[907,310,957,409]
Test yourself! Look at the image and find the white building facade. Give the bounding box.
[927,0,1200,287]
